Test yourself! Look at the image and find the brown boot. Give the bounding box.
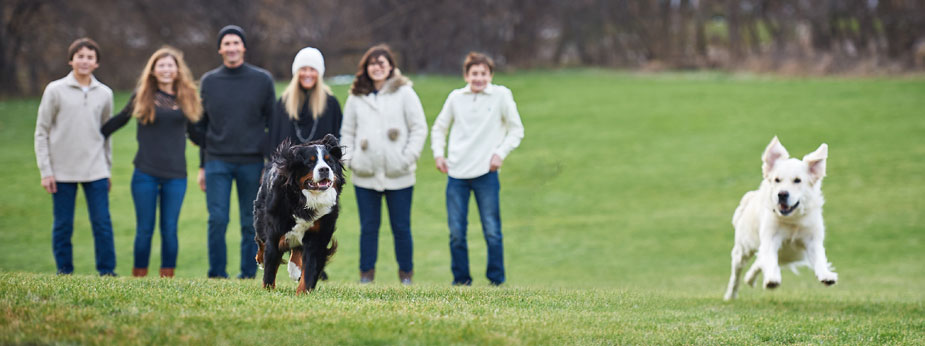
[132,268,148,277]
[360,269,375,284]
[399,270,413,285]
[159,268,175,278]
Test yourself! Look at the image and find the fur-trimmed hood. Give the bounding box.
[379,69,412,94]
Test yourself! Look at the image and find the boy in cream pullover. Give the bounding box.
[34,38,116,276]
[431,52,524,286]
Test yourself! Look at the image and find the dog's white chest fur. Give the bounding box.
[284,188,337,248]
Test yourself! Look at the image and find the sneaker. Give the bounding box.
[452,279,472,286]
[99,272,118,277]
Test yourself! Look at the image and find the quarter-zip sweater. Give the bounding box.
[431,83,525,179]
[193,63,275,166]
[34,72,113,182]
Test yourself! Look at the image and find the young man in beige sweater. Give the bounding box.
[431,52,525,286]
[34,38,116,276]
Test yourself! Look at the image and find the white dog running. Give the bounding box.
[724,136,838,301]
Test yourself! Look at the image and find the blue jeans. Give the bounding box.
[131,170,186,269]
[204,160,262,278]
[52,178,116,275]
[355,186,414,273]
[446,171,504,285]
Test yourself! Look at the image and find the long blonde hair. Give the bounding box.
[133,47,202,124]
[281,73,331,120]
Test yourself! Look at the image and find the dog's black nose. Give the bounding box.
[318,166,330,177]
[777,191,789,203]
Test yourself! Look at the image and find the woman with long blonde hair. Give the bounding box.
[267,47,342,155]
[101,46,202,278]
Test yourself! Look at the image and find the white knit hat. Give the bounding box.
[292,47,325,77]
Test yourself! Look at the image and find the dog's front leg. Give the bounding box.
[805,233,838,286]
[296,249,317,295]
[757,226,783,289]
[297,239,329,295]
[262,238,283,289]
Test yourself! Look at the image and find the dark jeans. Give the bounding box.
[204,160,262,278]
[131,170,186,269]
[355,186,414,273]
[52,178,116,275]
[446,171,504,285]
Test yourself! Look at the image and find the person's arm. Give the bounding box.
[430,91,456,174]
[339,96,357,163]
[329,94,343,142]
[35,84,58,193]
[265,98,287,158]
[101,93,135,138]
[193,79,212,161]
[101,88,114,183]
[401,87,428,167]
[261,76,276,167]
[187,91,205,147]
[263,75,276,133]
[493,88,525,161]
[193,79,210,191]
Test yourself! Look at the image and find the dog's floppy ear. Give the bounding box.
[762,136,790,178]
[274,138,294,161]
[802,143,827,183]
[321,134,343,161]
[273,138,295,176]
[273,139,304,188]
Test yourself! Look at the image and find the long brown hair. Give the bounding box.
[281,72,332,120]
[133,47,202,124]
[349,44,396,96]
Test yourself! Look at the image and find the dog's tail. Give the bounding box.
[732,191,755,226]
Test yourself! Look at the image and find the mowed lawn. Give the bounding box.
[1,70,923,344]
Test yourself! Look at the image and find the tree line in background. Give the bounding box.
[2,0,924,96]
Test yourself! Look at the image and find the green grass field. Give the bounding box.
[1,70,923,344]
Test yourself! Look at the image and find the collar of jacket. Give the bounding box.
[357,69,412,108]
[377,69,412,95]
[64,71,102,90]
[462,83,495,95]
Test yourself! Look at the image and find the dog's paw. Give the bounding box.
[287,261,302,281]
[764,280,780,289]
[818,272,838,286]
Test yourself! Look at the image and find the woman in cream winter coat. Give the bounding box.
[341,44,427,285]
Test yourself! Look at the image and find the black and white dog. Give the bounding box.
[254,134,344,294]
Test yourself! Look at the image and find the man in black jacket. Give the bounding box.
[193,25,275,279]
